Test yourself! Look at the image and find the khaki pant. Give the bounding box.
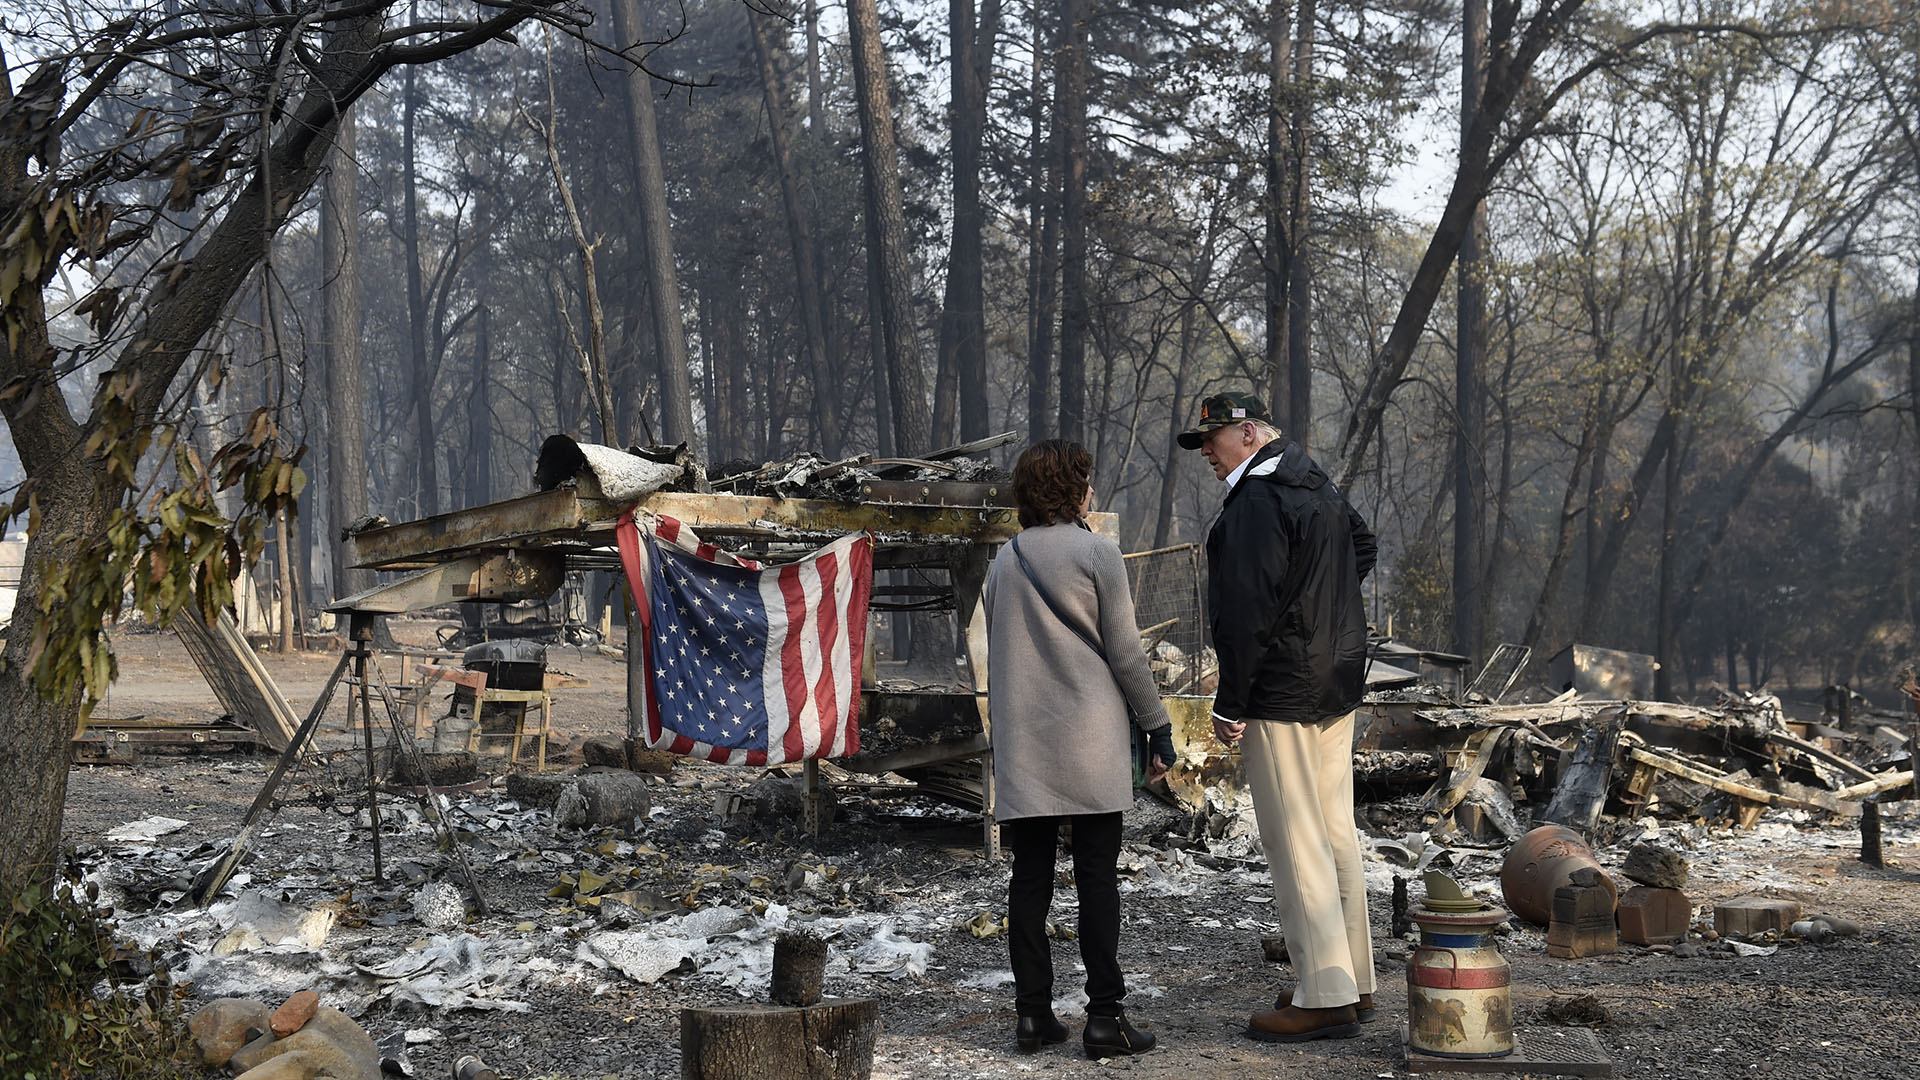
[1242,711,1375,1008]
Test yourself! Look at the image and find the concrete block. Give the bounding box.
[1617,886,1690,945]
[1547,878,1617,959]
[1714,895,1801,939]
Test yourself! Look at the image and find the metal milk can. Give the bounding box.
[1407,873,1515,1059]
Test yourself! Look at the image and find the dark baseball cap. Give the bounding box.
[1177,392,1271,450]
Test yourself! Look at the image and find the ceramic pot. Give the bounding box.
[1500,824,1618,925]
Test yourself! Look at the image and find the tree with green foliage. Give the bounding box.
[0,0,584,896]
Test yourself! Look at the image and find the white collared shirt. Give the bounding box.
[1223,454,1254,492]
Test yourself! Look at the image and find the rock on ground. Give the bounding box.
[1623,842,1690,889]
[188,997,271,1067]
[555,770,652,829]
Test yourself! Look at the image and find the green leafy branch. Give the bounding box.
[1,397,305,722]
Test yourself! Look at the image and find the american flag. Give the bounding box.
[616,513,872,765]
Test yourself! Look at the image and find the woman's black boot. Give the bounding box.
[1082,1011,1156,1058]
[1016,1013,1070,1053]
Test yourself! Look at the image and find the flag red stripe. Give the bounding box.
[810,552,841,755]
[839,537,872,756]
[615,514,666,747]
[778,564,810,762]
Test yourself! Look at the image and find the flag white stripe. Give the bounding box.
[829,549,855,758]
[795,559,825,760]
[759,567,793,763]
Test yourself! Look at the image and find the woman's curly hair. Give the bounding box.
[1012,439,1092,527]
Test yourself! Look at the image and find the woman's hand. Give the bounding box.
[1146,726,1177,784]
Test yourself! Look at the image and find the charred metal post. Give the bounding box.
[351,611,383,884]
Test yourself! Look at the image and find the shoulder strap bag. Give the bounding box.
[1006,533,1108,664]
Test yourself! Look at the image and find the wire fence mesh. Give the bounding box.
[1124,543,1206,693]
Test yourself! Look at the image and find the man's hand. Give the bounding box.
[1147,756,1171,784]
[1211,711,1245,746]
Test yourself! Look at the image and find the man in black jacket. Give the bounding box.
[1180,392,1378,1043]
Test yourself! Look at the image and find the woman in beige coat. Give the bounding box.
[985,439,1175,1058]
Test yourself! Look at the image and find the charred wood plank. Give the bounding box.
[1538,708,1623,831]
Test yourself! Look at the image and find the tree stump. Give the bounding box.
[680,999,879,1080]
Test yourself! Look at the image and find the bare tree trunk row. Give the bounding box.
[848,0,933,456]
[748,7,840,455]
[1055,0,1089,443]
[611,0,697,448]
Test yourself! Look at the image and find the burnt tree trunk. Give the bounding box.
[748,7,839,455]
[322,111,372,602]
[1578,408,1675,640]
[611,0,697,447]
[0,458,114,889]
[1521,392,1598,654]
[1263,0,1292,416]
[1154,226,1216,549]
[1054,0,1088,443]
[1334,0,1592,489]
[466,190,495,509]
[1285,0,1315,444]
[1451,0,1487,666]
[540,39,619,445]
[805,0,828,135]
[402,58,439,517]
[847,0,932,456]
[935,0,1002,443]
[1025,6,1056,443]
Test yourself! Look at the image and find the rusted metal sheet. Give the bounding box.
[351,487,1118,568]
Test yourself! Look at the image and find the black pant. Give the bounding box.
[1006,812,1125,1018]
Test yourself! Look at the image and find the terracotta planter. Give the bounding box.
[1500,824,1618,925]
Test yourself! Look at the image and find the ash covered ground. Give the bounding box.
[61,622,1920,1080]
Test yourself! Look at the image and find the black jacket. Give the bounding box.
[1206,440,1377,723]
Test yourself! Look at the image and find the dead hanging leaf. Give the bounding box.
[245,408,274,448]
[166,156,194,211]
[188,156,227,195]
[71,286,123,337]
[184,103,223,150]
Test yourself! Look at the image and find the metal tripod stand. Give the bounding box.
[192,611,488,915]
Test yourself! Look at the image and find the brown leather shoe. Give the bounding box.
[1246,1003,1362,1043]
[1271,991,1376,1023]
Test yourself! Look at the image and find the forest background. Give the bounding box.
[0,0,1915,843]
